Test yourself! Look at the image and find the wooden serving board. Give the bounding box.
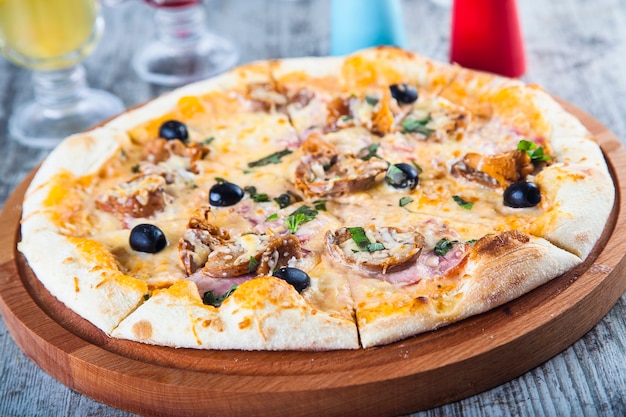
[1,103,625,417]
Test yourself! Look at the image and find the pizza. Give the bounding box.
[18,47,614,350]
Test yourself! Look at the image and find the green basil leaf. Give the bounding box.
[358,143,381,161]
[248,149,293,168]
[313,199,327,211]
[434,238,458,257]
[285,205,318,233]
[452,195,474,210]
[347,226,370,250]
[399,197,414,207]
[517,139,551,162]
[411,160,423,173]
[402,117,434,136]
[202,285,238,307]
[248,256,260,273]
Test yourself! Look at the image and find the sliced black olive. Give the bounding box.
[209,181,244,207]
[272,267,310,293]
[389,83,418,105]
[385,163,419,190]
[503,181,541,208]
[129,224,167,253]
[159,120,189,142]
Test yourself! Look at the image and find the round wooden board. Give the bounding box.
[1,103,625,417]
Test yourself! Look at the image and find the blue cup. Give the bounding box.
[330,0,407,56]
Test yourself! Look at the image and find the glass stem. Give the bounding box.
[32,64,88,115]
[155,5,207,48]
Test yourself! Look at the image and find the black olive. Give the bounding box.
[503,181,541,208]
[385,163,419,190]
[129,224,167,253]
[272,267,310,293]
[389,83,418,104]
[158,120,189,142]
[209,181,244,207]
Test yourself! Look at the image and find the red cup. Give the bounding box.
[450,0,526,77]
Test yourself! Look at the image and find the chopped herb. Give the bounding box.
[247,149,293,168]
[243,169,253,174]
[131,164,140,173]
[358,143,381,160]
[410,160,423,173]
[248,256,260,273]
[466,239,478,246]
[434,238,458,256]
[244,186,270,202]
[274,193,292,209]
[313,199,327,211]
[120,149,128,159]
[266,213,278,221]
[452,195,474,210]
[252,193,269,202]
[203,137,215,145]
[347,226,385,252]
[365,95,379,106]
[347,226,370,250]
[399,197,414,207]
[402,117,434,136]
[187,181,199,189]
[202,285,238,307]
[366,242,385,252]
[215,177,226,183]
[517,139,551,162]
[340,115,353,122]
[143,293,150,301]
[285,205,318,233]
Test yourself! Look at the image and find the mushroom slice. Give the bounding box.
[178,206,230,275]
[451,149,533,188]
[142,137,210,174]
[246,82,288,111]
[295,134,388,198]
[95,174,167,218]
[202,234,303,278]
[326,226,425,274]
[257,235,303,275]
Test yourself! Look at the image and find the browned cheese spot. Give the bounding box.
[471,230,530,260]
[132,320,153,340]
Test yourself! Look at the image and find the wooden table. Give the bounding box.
[1,1,625,416]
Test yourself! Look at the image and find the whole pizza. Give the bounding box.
[18,47,614,350]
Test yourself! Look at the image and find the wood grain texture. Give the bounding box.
[1,1,625,416]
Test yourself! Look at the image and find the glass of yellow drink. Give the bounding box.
[0,0,124,148]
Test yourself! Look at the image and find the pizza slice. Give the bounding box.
[271,47,460,136]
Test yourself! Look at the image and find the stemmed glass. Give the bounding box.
[133,0,239,86]
[0,0,125,149]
